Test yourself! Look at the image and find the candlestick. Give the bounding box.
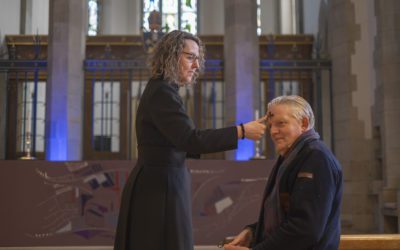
[20,132,36,160]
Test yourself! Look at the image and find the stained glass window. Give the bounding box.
[143,0,198,34]
[162,0,178,32]
[180,0,197,33]
[88,0,100,36]
[143,0,161,32]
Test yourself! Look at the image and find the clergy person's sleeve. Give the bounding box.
[149,83,238,154]
[253,149,339,250]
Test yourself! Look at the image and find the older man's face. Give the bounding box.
[267,104,307,156]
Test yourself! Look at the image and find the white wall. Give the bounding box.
[0,0,20,36]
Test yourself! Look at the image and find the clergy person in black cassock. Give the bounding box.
[114,30,267,250]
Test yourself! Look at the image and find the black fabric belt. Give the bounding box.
[137,145,186,167]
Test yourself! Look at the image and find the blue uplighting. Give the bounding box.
[236,139,254,160]
[46,116,69,161]
[235,104,256,160]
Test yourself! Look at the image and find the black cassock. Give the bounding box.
[114,78,238,250]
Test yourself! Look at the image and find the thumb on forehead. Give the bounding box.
[258,115,268,123]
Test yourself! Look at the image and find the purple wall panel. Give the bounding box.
[0,160,273,247]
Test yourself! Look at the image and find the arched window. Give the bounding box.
[88,0,100,36]
[143,0,198,34]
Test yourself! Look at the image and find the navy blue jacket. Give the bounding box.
[249,138,342,250]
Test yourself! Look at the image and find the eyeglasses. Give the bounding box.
[182,51,200,63]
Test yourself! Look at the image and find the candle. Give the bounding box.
[255,109,259,120]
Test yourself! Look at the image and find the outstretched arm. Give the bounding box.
[237,116,267,140]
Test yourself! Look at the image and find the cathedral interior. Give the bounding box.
[1,0,400,249]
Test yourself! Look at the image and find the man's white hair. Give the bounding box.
[267,95,315,130]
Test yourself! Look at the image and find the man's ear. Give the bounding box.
[301,117,309,131]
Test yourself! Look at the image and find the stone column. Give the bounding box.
[101,0,141,35]
[373,0,400,233]
[328,0,376,232]
[46,0,87,160]
[199,0,224,35]
[224,0,260,160]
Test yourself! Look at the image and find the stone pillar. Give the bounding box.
[373,0,400,233]
[224,0,260,160]
[328,0,376,232]
[198,0,224,35]
[374,0,400,194]
[101,0,141,35]
[46,0,87,160]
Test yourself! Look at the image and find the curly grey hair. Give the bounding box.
[148,30,205,85]
[267,95,315,130]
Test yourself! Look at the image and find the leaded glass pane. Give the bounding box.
[181,12,196,34]
[164,14,178,32]
[93,82,120,152]
[181,0,197,34]
[17,81,46,153]
[163,0,178,13]
[201,81,224,129]
[143,12,151,31]
[143,0,160,31]
[88,0,99,36]
[144,0,160,11]
[181,0,196,11]
[143,0,197,34]
[275,81,300,96]
[163,0,178,31]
